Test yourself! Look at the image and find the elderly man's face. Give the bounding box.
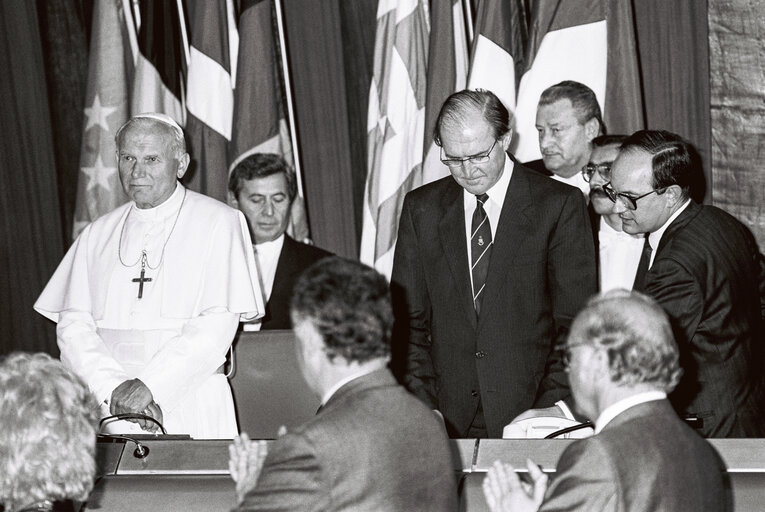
[233,173,292,244]
[439,110,508,195]
[117,124,188,209]
[535,99,597,178]
[588,143,621,216]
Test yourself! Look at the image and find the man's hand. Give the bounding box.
[140,400,164,433]
[482,459,548,512]
[110,378,154,420]
[229,432,269,504]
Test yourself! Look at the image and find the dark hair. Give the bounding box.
[539,81,605,135]
[571,289,682,392]
[290,257,392,363]
[620,130,699,199]
[434,89,512,146]
[228,153,297,202]
[592,134,628,148]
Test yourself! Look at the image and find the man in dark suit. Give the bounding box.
[230,257,458,511]
[606,129,765,437]
[483,290,732,512]
[229,153,331,329]
[391,89,596,438]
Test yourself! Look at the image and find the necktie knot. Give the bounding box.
[476,193,489,206]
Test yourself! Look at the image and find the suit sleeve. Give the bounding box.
[643,258,703,346]
[535,190,597,407]
[539,439,618,512]
[391,196,437,409]
[235,433,327,512]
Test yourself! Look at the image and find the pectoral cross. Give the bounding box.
[131,251,152,299]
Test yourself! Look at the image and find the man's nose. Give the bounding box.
[131,162,145,178]
[263,201,275,216]
[539,130,555,149]
[612,198,627,214]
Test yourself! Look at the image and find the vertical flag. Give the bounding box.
[361,0,429,279]
[421,0,469,185]
[184,0,237,202]
[131,0,186,125]
[513,0,645,161]
[467,0,527,114]
[72,0,136,239]
[229,0,308,241]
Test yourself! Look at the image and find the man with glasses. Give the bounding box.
[584,135,645,291]
[606,129,765,437]
[391,89,596,438]
[482,290,731,512]
[527,81,604,199]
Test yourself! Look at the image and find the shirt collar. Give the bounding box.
[462,155,513,209]
[254,233,285,257]
[595,390,667,433]
[130,182,184,221]
[648,198,691,260]
[551,171,590,200]
[321,368,375,406]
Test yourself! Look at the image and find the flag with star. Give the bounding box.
[72,0,136,240]
[360,0,429,279]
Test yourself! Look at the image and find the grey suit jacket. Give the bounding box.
[541,399,732,512]
[391,162,597,437]
[235,368,458,511]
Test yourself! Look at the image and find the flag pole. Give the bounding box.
[273,0,304,198]
[462,0,474,47]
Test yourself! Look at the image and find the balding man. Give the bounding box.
[35,113,263,438]
[483,290,731,512]
[392,89,595,438]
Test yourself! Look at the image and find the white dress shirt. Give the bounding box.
[648,199,691,268]
[599,217,645,291]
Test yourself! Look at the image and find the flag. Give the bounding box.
[513,0,645,161]
[72,0,136,239]
[361,0,429,279]
[131,0,186,124]
[229,0,308,241]
[184,0,237,202]
[467,0,527,114]
[421,0,468,185]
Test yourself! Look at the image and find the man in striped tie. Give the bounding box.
[392,89,597,438]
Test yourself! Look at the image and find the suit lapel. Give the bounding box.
[655,201,700,257]
[477,166,533,328]
[438,181,477,329]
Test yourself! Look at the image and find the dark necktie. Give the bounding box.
[471,193,493,315]
[632,236,653,291]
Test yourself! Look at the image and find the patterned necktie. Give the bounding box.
[471,193,493,315]
[632,236,653,291]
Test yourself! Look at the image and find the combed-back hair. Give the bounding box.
[290,256,392,363]
[539,80,605,135]
[570,289,683,392]
[0,352,100,511]
[228,153,298,203]
[592,134,629,148]
[115,116,187,157]
[434,89,512,146]
[620,129,699,200]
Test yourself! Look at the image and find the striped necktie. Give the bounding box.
[632,236,653,291]
[471,193,493,315]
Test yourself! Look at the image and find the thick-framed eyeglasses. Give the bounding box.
[562,342,592,370]
[603,182,667,211]
[440,139,498,168]
[581,162,612,183]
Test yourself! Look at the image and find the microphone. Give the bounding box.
[97,433,151,459]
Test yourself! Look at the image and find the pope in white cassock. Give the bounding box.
[35,113,264,439]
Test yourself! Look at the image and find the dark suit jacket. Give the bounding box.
[235,369,458,512]
[391,162,597,437]
[541,399,732,512]
[260,235,331,330]
[639,201,765,437]
[523,158,553,177]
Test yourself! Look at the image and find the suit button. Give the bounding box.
[471,390,479,397]
[475,351,487,359]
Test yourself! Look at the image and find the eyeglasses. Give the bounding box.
[440,139,498,168]
[603,182,667,211]
[562,342,592,370]
[581,162,612,183]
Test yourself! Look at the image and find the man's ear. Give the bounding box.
[228,191,239,208]
[500,130,513,151]
[663,184,685,208]
[176,152,190,179]
[585,117,600,140]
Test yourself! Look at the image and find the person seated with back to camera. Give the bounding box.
[0,352,100,512]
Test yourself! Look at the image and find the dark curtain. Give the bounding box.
[0,1,73,355]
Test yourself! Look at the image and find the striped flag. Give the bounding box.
[131,0,186,125]
[72,0,136,239]
[513,0,645,161]
[361,0,429,279]
[421,0,468,185]
[229,0,308,241]
[184,0,237,202]
[467,0,527,114]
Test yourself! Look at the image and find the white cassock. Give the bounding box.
[34,184,264,439]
